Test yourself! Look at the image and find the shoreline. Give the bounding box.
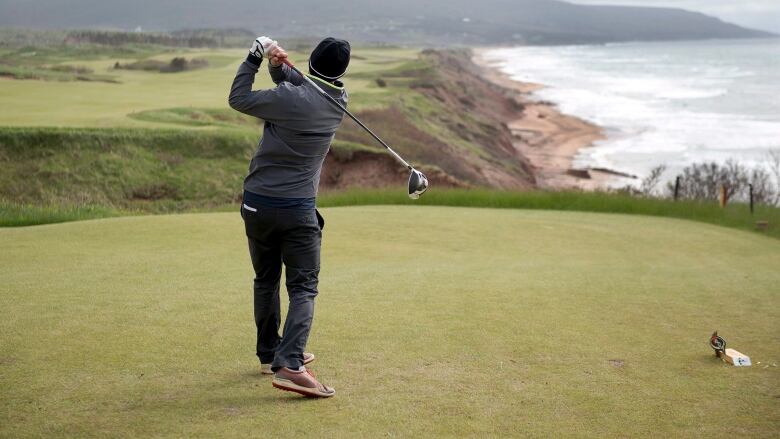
[472,51,621,190]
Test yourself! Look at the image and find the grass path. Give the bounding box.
[1,206,778,437]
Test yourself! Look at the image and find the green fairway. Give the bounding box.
[0,47,417,128]
[1,206,778,437]
[0,42,542,199]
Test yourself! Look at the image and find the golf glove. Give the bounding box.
[250,36,277,59]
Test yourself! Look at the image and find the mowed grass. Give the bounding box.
[1,206,778,438]
[0,47,417,128]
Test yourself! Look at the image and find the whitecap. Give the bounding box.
[485,39,780,183]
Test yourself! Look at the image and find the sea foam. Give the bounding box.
[485,39,780,184]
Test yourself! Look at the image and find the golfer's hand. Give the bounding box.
[268,45,288,67]
[250,36,277,59]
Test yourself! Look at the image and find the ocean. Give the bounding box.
[484,38,780,182]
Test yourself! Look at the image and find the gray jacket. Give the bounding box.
[228,55,348,198]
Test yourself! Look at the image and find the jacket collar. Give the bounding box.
[305,73,344,91]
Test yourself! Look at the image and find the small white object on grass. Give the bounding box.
[718,348,751,367]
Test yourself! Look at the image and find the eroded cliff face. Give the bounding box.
[412,49,535,188]
[321,148,464,192]
[320,50,535,191]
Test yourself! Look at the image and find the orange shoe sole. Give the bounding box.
[272,378,335,398]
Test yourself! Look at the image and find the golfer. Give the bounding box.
[229,36,350,398]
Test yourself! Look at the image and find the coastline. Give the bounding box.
[472,51,619,190]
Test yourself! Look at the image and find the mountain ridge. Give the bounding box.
[0,0,773,45]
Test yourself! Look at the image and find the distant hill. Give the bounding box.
[0,0,773,45]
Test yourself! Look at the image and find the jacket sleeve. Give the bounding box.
[269,62,304,86]
[228,54,293,122]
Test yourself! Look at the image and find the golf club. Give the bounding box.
[282,59,429,199]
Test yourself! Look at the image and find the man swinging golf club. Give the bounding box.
[229,36,351,398]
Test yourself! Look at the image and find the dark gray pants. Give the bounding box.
[241,205,324,371]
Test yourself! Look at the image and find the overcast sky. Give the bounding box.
[569,0,780,33]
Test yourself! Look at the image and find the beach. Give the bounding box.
[479,40,780,184]
[473,52,616,190]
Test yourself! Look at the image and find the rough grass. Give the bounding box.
[1,206,778,438]
[0,201,119,227]
[0,126,387,214]
[0,63,119,83]
[317,189,780,239]
[2,188,778,242]
[0,126,256,209]
[128,107,261,128]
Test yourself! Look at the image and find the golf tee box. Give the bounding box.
[718,349,751,367]
[709,331,751,367]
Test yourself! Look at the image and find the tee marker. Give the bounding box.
[710,331,751,367]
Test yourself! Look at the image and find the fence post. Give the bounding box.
[673,176,681,201]
[749,183,754,214]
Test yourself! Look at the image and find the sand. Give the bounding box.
[473,53,625,190]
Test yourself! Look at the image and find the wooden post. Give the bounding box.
[673,176,680,201]
[719,184,728,208]
[749,183,754,214]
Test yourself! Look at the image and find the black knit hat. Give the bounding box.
[309,37,351,81]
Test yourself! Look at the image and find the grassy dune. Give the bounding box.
[1,206,778,437]
[0,126,386,213]
[0,127,256,210]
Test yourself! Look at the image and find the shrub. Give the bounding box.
[666,160,748,201]
[640,165,666,196]
[663,157,779,206]
[114,57,209,73]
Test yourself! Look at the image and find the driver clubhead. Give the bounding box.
[408,169,429,200]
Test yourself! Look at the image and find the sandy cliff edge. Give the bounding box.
[472,50,623,190]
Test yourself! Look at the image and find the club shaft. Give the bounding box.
[284,61,413,171]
